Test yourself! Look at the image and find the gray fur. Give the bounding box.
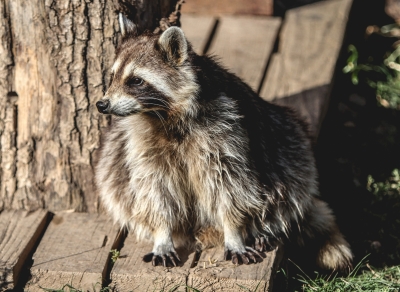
[95,24,353,271]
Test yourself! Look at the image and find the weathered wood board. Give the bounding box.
[0,209,49,290]
[181,0,273,16]
[180,14,216,55]
[111,234,196,291]
[25,212,119,292]
[0,0,119,213]
[188,246,283,292]
[260,0,353,136]
[208,16,281,91]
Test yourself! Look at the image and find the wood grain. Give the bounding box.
[188,246,283,292]
[180,14,216,54]
[208,16,281,91]
[0,0,179,213]
[181,0,273,16]
[260,0,353,136]
[26,212,119,292]
[0,1,17,208]
[0,210,49,290]
[0,0,117,213]
[111,234,197,291]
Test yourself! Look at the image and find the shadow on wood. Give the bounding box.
[273,84,331,139]
[188,246,284,292]
[0,210,49,290]
[111,234,196,291]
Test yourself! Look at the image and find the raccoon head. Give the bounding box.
[96,14,199,119]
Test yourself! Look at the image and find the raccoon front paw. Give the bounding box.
[253,235,277,252]
[224,246,262,265]
[142,250,181,267]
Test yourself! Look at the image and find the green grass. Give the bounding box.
[297,265,400,292]
[294,257,400,292]
[294,169,400,291]
[40,283,111,292]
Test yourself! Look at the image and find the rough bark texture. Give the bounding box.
[115,0,176,33]
[0,0,177,213]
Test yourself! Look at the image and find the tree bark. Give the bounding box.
[0,0,177,213]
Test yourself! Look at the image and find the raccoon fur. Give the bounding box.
[95,14,353,271]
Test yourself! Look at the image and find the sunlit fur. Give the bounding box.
[95,23,353,271]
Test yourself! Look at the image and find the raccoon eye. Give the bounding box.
[127,77,144,87]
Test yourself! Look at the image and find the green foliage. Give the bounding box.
[366,169,400,263]
[343,23,400,109]
[110,249,120,263]
[367,169,400,198]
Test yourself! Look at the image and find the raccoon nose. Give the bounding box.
[96,100,110,114]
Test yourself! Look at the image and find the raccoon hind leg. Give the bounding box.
[252,234,278,252]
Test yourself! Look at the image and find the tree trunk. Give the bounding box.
[0,0,177,213]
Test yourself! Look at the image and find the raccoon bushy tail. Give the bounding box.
[303,198,353,272]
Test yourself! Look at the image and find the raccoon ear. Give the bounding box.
[119,13,138,38]
[158,27,188,65]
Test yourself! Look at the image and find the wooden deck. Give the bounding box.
[0,0,353,291]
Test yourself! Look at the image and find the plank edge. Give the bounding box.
[13,210,50,287]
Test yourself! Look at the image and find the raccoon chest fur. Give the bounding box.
[97,110,263,241]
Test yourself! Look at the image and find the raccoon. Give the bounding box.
[95,13,353,271]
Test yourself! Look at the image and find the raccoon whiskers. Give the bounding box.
[146,96,170,105]
[141,102,171,110]
[138,96,171,108]
[152,110,168,135]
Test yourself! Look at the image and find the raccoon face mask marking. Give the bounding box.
[97,20,198,119]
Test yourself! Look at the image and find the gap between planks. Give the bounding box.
[25,212,121,292]
[0,209,49,290]
[260,0,354,137]
[181,14,282,92]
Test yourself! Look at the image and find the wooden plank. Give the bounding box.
[26,212,119,292]
[111,234,197,291]
[208,16,281,91]
[188,246,283,292]
[0,209,49,290]
[181,0,273,16]
[260,0,353,137]
[180,14,216,55]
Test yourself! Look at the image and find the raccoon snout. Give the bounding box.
[96,100,110,114]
